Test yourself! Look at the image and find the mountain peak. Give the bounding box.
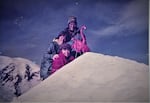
[0,56,41,102]
[15,52,149,102]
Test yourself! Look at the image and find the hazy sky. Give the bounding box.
[0,0,148,64]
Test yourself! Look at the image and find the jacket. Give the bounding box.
[51,52,74,74]
[40,41,60,79]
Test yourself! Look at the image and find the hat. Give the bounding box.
[68,16,77,24]
[60,44,72,51]
[55,31,66,39]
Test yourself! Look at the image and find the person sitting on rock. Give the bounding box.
[50,44,74,75]
[40,32,66,80]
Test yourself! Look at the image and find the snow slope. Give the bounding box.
[0,56,41,102]
[14,52,149,102]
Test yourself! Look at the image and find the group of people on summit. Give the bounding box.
[40,16,90,80]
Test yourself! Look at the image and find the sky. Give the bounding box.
[0,0,148,65]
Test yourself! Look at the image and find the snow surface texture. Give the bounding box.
[13,52,149,102]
